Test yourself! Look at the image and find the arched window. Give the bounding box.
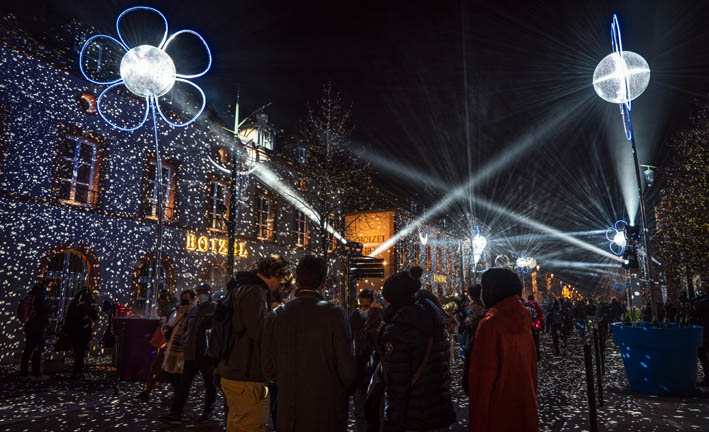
[207,265,226,293]
[45,250,89,329]
[133,259,167,316]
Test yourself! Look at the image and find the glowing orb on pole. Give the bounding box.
[592,51,650,104]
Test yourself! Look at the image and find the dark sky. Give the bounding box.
[4,0,709,294]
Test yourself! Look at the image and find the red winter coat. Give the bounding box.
[468,295,538,432]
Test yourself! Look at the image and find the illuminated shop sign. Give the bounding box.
[185,233,248,257]
[433,274,447,283]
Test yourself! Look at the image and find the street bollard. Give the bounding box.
[593,328,604,406]
[584,341,599,432]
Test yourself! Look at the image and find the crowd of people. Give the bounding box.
[15,257,709,431]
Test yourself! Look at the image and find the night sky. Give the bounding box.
[4,0,709,294]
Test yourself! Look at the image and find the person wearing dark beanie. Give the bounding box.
[468,268,538,432]
[375,267,456,431]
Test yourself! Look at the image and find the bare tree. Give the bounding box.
[300,83,374,268]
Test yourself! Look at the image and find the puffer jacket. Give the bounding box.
[380,297,456,431]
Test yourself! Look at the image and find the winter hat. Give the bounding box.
[382,266,423,304]
[480,268,522,308]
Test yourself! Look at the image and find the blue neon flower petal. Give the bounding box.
[116,6,169,51]
[79,34,127,85]
[162,29,212,79]
[96,82,150,132]
[154,78,207,128]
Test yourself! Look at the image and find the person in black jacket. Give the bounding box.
[262,255,357,431]
[378,267,456,431]
[350,288,375,432]
[160,283,217,425]
[19,282,51,380]
[217,255,291,432]
[64,288,99,379]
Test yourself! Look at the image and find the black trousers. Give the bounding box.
[173,359,216,415]
[532,329,540,360]
[72,340,88,376]
[20,329,45,376]
[551,325,562,355]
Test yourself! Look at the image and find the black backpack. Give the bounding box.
[206,286,241,362]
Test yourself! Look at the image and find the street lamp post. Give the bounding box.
[593,14,657,321]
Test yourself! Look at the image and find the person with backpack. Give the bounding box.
[526,295,545,361]
[64,288,99,379]
[159,284,217,425]
[19,281,51,380]
[377,267,456,431]
[549,301,564,356]
[468,268,538,432]
[216,255,292,432]
[261,255,357,431]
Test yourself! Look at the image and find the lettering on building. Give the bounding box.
[185,233,248,257]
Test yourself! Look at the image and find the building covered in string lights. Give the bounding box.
[0,16,344,360]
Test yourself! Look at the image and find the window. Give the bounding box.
[45,250,89,325]
[414,243,420,266]
[298,179,307,192]
[207,265,226,293]
[296,210,309,247]
[436,247,443,272]
[400,241,407,267]
[57,136,99,206]
[206,180,229,231]
[134,259,166,316]
[145,159,176,220]
[447,251,452,274]
[216,147,230,165]
[425,246,432,271]
[256,195,275,240]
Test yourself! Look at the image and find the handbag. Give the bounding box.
[149,326,167,349]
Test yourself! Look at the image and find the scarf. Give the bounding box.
[162,305,190,374]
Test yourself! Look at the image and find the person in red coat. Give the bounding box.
[468,268,538,432]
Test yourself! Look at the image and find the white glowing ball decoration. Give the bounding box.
[472,233,487,264]
[592,51,650,104]
[613,230,626,248]
[120,45,176,98]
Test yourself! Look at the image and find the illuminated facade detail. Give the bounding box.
[185,233,248,257]
[296,210,310,247]
[434,274,447,284]
[57,135,99,206]
[206,180,229,231]
[145,159,176,220]
[426,246,432,271]
[256,195,275,240]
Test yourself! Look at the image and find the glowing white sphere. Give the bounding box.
[120,45,176,98]
[516,257,527,268]
[613,231,626,247]
[593,51,650,104]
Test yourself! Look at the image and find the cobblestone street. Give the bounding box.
[1,333,707,431]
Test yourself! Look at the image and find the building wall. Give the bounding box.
[0,36,332,360]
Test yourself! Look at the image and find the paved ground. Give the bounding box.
[1,334,707,431]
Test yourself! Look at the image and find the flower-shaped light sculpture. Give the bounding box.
[78,7,211,317]
[79,6,211,131]
[606,219,629,256]
[472,232,487,266]
[515,254,536,274]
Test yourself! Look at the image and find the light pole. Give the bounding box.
[223,99,272,277]
[593,14,657,321]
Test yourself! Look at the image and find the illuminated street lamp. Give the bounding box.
[593,14,657,321]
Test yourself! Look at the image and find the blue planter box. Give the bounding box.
[611,323,704,396]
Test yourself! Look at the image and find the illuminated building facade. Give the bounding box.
[345,209,470,298]
[0,20,339,359]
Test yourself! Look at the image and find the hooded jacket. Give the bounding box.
[468,295,538,432]
[217,271,271,382]
[380,296,456,431]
